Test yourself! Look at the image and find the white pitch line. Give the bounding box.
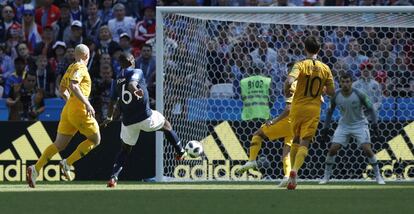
[1,184,413,192]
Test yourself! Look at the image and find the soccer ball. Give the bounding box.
[185,140,203,158]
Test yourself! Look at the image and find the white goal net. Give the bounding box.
[156,6,414,181]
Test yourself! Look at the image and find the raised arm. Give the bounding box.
[128,69,145,99]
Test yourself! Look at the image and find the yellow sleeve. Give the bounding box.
[289,63,300,79]
[70,66,85,83]
[285,81,297,103]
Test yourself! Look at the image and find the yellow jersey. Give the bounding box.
[60,62,92,102]
[289,59,334,110]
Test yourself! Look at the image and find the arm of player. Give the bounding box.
[128,69,144,99]
[284,76,295,98]
[358,90,379,136]
[59,86,70,101]
[284,63,299,98]
[69,79,95,117]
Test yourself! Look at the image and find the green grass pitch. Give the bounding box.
[0,181,413,214]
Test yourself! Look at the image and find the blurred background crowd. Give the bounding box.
[0,0,412,122]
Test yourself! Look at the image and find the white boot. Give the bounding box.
[235,161,257,175]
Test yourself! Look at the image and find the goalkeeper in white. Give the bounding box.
[320,73,385,185]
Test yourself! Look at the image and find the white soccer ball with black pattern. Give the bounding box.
[185,140,203,158]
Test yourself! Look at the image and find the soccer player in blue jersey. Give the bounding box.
[320,73,385,185]
[101,53,186,187]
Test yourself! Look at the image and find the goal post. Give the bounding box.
[156,6,414,182]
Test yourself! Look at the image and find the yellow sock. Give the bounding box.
[293,146,308,171]
[35,144,59,172]
[66,140,95,166]
[290,144,299,168]
[249,135,263,161]
[282,155,291,177]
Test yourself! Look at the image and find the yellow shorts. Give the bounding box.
[260,116,293,146]
[57,101,99,137]
[290,111,320,140]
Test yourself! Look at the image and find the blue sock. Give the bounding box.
[111,143,132,179]
[164,129,184,155]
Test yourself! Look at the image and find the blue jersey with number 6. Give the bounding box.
[110,67,152,125]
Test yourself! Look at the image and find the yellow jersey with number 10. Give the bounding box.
[289,59,334,111]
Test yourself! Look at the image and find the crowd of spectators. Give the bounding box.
[163,22,413,103]
[0,0,156,121]
[158,1,413,118]
[0,0,412,122]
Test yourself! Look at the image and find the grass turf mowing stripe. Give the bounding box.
[0,188,413,214]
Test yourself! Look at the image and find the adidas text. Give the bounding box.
[174,160,262,180]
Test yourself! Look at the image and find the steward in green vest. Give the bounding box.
[240,67,271,121]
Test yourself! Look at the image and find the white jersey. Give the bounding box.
[330,88,375,126]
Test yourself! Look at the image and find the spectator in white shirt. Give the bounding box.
[107,3,135,43]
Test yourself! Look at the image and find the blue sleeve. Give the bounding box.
[130,69,144,83]
[110,80,118,101]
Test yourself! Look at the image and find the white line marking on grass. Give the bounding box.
[1,184,413,192]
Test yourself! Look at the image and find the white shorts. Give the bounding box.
[332,123,371,147]
[120,110,165,146]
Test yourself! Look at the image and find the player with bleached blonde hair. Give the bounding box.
[27,44,101,188]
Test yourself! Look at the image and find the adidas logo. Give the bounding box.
[364,121,414,179]
[188,121,248,161]
[174,121,262,180]
[0,122,73,182]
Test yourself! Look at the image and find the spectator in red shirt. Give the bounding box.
[5,24,23,58]
[35,0,61,28]
[133,6,155,49]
